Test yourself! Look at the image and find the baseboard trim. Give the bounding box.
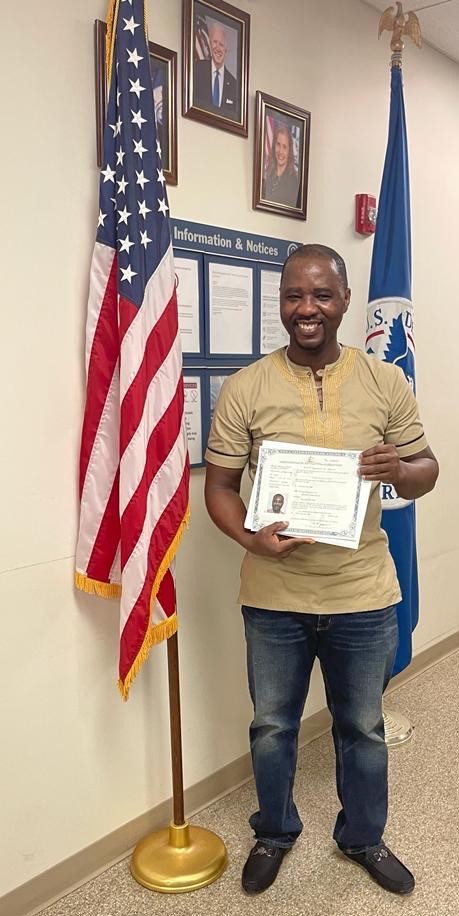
[385,630,459,694]
[4,630,458,916]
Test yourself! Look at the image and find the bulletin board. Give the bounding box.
[171,218,301,466]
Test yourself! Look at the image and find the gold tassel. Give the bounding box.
[149,506,190,612]
[118,503,191,699]
[105,0,120,90]
[118,614,178,700]
[74,506,189,606]
[74,571,121,599]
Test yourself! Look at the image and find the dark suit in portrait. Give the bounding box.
[193,58,240,121]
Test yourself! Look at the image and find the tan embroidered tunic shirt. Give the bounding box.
[205,346,428,614]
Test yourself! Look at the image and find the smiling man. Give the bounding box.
[205,244,438,896]
[270,493,285,514]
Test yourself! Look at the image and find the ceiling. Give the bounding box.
[363,0,459,64]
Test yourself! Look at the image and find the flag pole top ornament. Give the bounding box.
[378,3,422,67]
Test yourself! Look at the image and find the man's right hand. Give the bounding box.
[245,521,315,557]
[205,464,314,557]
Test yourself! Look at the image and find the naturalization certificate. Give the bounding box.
[245,441,371,549]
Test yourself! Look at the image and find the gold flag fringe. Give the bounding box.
[74,571,121,599]
[105,0,148,90]
[150,505,191,614]
[105,0,120,89]
[118,504,191,700]
[118,613,178,700]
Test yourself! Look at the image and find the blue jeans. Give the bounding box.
[242,604,399,853]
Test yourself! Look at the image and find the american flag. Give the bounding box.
[75,0,190,699]
[194,12,211,60]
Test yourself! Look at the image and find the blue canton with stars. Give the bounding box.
[97,0,170,309]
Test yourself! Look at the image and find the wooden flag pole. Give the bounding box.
[130,631,228,893]
[167,633,185,826]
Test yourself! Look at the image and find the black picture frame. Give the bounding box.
[182,0,250,137]
[94,21,178,185]
[253,91,311,221]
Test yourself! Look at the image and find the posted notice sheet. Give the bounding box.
[174,257,201,354]
[209,262,253,355]
[183,376,203,465]
[260,269,289,354]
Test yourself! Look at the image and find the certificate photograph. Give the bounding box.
[246,442,371,549]
[182,0,250,137]
[253,92,311,220]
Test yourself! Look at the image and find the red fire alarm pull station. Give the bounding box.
[355,194,377,234]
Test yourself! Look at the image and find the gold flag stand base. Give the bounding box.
[130,821,228,894]
[383,707,414,747]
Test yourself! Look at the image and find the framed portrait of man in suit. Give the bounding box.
[182,0,250,137]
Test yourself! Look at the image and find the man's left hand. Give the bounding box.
[358,444,405,487]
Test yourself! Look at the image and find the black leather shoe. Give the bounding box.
[241,841,289,894]
[342,842,415,894]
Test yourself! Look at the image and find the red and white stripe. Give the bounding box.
[76,242,189,697]
[77,243,121,584]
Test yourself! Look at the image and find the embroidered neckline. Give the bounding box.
[271,346,357,448]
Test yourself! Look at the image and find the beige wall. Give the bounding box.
[1,0,458,897]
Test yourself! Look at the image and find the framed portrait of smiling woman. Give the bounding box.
[253,92,311,220]
[182,0,250,136]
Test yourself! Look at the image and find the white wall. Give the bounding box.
[1,0,458,897]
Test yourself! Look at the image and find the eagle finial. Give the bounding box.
[378,3,422,53]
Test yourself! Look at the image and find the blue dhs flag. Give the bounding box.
[366,64,417,676]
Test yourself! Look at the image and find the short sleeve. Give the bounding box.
[205,372,252,469]
[384,364,428,458]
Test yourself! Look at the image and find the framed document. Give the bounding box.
[148,42,178,185]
